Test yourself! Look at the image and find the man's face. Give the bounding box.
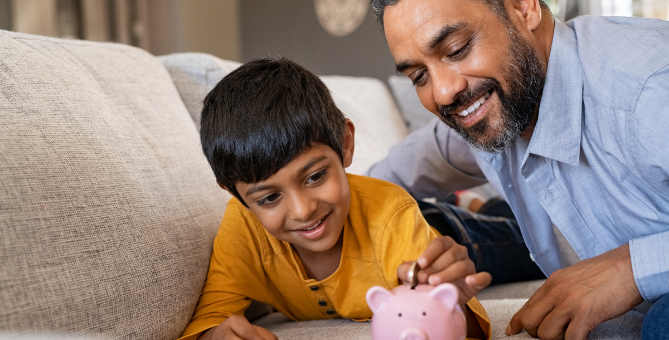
[384,0,545,152]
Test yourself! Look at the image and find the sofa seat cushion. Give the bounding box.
[0,30,229,339]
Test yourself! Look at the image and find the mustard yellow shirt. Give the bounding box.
[181,174,491,339]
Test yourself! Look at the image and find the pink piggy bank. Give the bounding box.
[366,283,466,340]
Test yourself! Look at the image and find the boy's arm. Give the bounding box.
[179,201,273,340]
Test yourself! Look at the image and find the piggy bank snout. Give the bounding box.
[400,327,428,340]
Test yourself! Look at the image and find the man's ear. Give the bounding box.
[342,119,355,168]
[508,0,542,32]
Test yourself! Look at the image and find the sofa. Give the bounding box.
[0,30,645,339]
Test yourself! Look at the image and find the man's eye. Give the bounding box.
[448,40,472,59]
[307,170,326,184]
[257,193,280,206]
[411,71,427,87]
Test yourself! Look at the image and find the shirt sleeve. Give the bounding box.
[378,197,491,339]
[627,64,669,301]
[179,200,273,340]
[364,118,488,201]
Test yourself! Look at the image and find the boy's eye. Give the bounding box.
[257,193,280,206]
[306,169,327,184]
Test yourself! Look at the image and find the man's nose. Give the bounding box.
[430,67,467,109]
[287,192,317,221]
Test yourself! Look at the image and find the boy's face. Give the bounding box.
[232,121,355,256]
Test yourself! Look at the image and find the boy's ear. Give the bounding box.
[343,119,355,168]
[218,182,251,210]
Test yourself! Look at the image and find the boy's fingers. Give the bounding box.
[426,259,474,285]
[397,261,415,283]
[465,272,492,290]
[417,236,457,269]
[252,325,279,340]
[227,316,266,340]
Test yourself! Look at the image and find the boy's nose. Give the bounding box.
[287,193,317,221]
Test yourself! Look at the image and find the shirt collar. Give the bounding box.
[525,19,584,167]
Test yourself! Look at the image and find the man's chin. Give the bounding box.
[452,121,518,153]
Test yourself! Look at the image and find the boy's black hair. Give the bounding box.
[200,57,347,206]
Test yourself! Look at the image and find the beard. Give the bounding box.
[437,26,546,153]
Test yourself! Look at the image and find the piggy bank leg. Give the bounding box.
[400,327,428,340]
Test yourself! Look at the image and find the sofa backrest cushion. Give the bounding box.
[0,30,230,339]
[158,53,408,176]
[159,53,242,132]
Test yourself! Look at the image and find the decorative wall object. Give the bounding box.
[314,0,368,37]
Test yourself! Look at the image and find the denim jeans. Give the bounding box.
[642,294,669,340]
[418,200,545,285]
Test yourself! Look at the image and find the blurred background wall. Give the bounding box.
[1,0,668,81]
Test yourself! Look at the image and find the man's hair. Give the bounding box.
[200,57,347,206]
[371,0,549,31]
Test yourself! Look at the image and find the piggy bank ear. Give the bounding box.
[366,286,393,313]
[429,283,459,309]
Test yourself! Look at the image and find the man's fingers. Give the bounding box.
[507,295,557,337]
[536,308,571,340]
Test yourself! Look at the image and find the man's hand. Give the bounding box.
[506,244,643,340]
[397,236,492,306]
[200,315,278,340]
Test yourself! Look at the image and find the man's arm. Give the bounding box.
[365,118,487,200]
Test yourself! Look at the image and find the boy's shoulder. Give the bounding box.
[346,173,418,221]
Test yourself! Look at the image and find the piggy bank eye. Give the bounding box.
[398,313,402,317]
[422,312,426,316]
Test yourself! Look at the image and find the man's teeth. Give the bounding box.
[458,92,491,117]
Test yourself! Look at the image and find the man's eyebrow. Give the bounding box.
[244,155,328,196]
[395,22,468,74]
[429,22,467,49]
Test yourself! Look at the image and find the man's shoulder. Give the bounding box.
[569,16,669,110]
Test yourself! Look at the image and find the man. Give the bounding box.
[367,0,669,338]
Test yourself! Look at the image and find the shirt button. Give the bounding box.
[310,286,319,291]
[326,309,335,315]
[318,300,327,306]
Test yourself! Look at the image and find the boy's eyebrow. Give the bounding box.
[244,155,328,197]
[245,184,273,197]
[299,155,327,174]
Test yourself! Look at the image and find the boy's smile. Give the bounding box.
[232,122,355,266]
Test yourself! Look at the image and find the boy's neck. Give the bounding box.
[293,230,344,281]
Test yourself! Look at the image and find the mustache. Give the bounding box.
[438,79,500,118]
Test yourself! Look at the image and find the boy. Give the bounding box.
[180,57,492,340]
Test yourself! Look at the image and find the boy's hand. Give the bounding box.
[397,236,492,306]
[200,315,278,340]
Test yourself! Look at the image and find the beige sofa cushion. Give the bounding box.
[158,53,408,176]
[0,31,229,339]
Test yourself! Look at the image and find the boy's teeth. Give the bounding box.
[304,219,323,231]
[457,93,489,117]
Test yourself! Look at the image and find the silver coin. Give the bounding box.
[408,261,419,289]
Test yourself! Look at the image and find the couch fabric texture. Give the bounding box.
[0,30,229,339]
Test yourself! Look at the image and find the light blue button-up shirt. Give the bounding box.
[367,16,669,301]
